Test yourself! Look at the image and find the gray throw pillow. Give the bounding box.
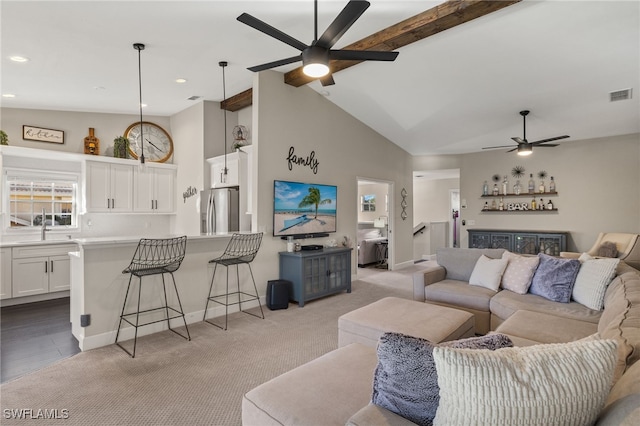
[529,253,580,303]
[371,332,513,426]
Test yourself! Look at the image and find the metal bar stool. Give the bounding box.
[204,232,264,330]
[115,236,191,357]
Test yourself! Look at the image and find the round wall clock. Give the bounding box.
[125,121,173,163]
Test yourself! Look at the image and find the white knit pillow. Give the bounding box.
[572,253,620,310]
[468,255,508,291]
[433,339,618,426]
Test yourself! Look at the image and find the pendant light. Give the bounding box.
[134,42,146,169]
[219,61,229,184]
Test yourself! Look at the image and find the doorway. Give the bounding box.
[356,178,393,271]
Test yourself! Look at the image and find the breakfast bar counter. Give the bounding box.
[70,233,248,351]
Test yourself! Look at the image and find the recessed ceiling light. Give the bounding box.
[9,56,29,63]
[2,94,16,98]
[175,78,187,84]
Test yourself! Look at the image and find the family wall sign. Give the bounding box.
[286,146,319,174]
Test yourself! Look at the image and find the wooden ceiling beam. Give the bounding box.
[221,0,521,110]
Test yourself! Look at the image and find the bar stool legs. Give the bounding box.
[203,261,264,330]
[115,236,190,358]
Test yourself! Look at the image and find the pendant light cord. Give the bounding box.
[134,43,146,164]
[220,61,228,175]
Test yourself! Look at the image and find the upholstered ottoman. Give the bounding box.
[338,297,475,348]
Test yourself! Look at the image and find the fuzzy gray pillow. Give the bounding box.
[530,253,581,303]
[597,241,619,258]
[371,332,513,426]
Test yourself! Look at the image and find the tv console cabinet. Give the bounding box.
[279,247,352,307]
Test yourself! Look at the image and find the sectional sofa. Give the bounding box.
[242,247,640,425]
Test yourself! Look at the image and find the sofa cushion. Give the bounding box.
[347,403,417,426]
[572,253,620,310]
[598,271,640,383]
[426,280,495,312]
[500,251,539,294]
[529,253,581,303]
[468,255,508,291]
[490,289,602,324]
[433,339,619,426]
[436,248,505,282]
[242,343,378,426]
[372,332,512,426]
[494,310,597,344]
[596,356,640,426]
[357,228,381,242]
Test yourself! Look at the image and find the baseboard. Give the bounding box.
[78,297,266,351]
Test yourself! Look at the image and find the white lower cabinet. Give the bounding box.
[11,244,75,298]
[1,248,12,299]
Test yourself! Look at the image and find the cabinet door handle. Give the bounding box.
[107,198,111,209]
[112,198,115,209]
[45,261,48,273]
[50,260,54,273]
[151,199,154,210]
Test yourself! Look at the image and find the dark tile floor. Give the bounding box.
[1,298,80,383]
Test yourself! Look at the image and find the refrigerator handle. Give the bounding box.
[207,190,214,234]
[211,191,217,233]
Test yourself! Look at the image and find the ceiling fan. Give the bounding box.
[237,0,399,86]
[483,110,570,156]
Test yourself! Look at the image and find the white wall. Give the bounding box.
[358,183,388,224]
[413,177,460,257]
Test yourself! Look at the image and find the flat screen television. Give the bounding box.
[273,180,337,238]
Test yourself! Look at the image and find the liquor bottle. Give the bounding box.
[483,201,489,211]
[531,197,537,210]
[528,174,535,193]
[539,180,545,193]
[549,176,556,193]
[513,180,521,195]
[492,183,499,196]
[502,176,509,196]
[491,199,497,210]
[498,197,504,211]
[483,181,489,196]
[546,199,553,210]
[539,198,544,210]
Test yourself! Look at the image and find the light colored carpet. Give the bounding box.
[0,264,432,425]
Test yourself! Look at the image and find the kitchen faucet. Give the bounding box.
[41,208,49,241]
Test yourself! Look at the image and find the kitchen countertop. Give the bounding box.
[1,233,239,249]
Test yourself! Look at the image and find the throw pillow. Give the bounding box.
[468,255,508,291]
[597,241,619,258]
[500,251,540,294]
[529,253,580,303]
[572,253,620,310]
[371,332,512,426]
[432,339,618,426]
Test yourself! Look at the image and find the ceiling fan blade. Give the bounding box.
[529,135,570,145]
[316,0,370,49]
[511,137,524,143]
[237,13,308,52]
[247,55,302,72]
[330,49,398,61]
[506,147,518,153]
[482,145,517,150]
[531,143,559,147]
[320,74,335,87]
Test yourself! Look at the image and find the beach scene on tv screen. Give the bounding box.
[274,180,337,236]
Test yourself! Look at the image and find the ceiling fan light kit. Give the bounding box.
[238,0,398,86]
[483,109,570,155]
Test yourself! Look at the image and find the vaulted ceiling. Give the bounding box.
[1,1,638,156]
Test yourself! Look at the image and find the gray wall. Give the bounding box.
[458,133,640,251]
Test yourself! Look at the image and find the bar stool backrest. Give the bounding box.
[125,236,188,276]
[215,233,263,265]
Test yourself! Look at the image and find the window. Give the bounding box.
[4,170,78,230]
[361,194,376,212]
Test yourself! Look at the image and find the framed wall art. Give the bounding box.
[22,125,65,144]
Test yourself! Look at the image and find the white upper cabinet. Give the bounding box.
[133,164,176,213]
[85,160,134,212]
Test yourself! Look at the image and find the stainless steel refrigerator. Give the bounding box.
[200,186,240,234]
